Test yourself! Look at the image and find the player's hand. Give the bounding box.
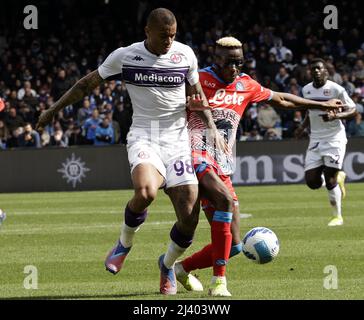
[322,99,344,110]
[210,129,229,153]
[319,110,337,122]
[36,107,56,131]
[186,94,211,111]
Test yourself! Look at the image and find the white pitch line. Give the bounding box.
[0,220,211,235]
[240,213,253,219]
[9,202,361,216]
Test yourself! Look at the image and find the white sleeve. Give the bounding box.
[186,48,199,86]
[98,47,126,80]
[339,87,356,110]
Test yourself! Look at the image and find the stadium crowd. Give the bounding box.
[1,0,364,149]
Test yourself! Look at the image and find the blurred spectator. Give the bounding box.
[95,117,114,146]
[6,90,19,109]
[90,87,103,109]
[18,123,41,148]
[353,59,364,80]
[5,107,24,131]
[6,127,23,149]
[50,129,68,148]
[282,52,297,73]
[65,123,84,146]
[0,120,10,149]
[348,112,364,137]
[274,66,290,91]
[113,101,133,144]
[56,110,74,132]
[103,87,114,106]
[327,63,343,85]
[245,125,263,141]
[282,110,304,139]
[262,53,280,81]
[51,69,72,100]
[83,109,101,144]
[341,73,356,96]
[17,81,37,100]
[113,81,129,105]
[269,38,292,63]
[262,76,279,92]
[257,104,282,137]
[77,97,93,125]
[106,112,121,144]
[40,130,51,147]
[352,89,364,114]
[264,128,282,140]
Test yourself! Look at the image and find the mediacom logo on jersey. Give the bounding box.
[134,72,185,84]
[209,89,245,106]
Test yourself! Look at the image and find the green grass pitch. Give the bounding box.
[0,183,363,300]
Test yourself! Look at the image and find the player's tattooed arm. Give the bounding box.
[269,92,344,110]
[36,70,104,130]
[186,82,220,127]
[186,82,228,152]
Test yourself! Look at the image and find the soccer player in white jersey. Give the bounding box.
[297,58,357,226]
[36,8,222,295]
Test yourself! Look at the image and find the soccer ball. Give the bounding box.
[242,227,279,264]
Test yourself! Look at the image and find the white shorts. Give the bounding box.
[304,139,347,171]
[127,128,198,189]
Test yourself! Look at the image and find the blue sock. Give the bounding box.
[229,242,242,258]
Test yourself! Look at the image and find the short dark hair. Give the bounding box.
[310,58,327,69]
[147,8,176,27]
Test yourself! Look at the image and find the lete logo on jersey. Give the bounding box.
[209,89,245,106]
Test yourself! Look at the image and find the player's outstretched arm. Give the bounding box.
[36,70,104,130]
[269,92,344,110]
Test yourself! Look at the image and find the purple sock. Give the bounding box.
[170,223,193,249]
[124,205,148,228]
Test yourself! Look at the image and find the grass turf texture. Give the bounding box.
[0,183,363,300]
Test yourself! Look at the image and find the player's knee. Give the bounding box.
[181,206,199,227]
[326,181,337,190]
[214,191,234,212]
[306,181,322,190]
[324,175,337,190]
[305,175,322,189]
[135,186,158,205]
[174,187,198,213]
[177,206,199,234]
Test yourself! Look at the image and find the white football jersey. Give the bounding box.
[98,41,199,131]
[302,80,356,141]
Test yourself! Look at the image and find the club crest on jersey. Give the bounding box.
[236,81,244,91]
[138,151,150,159]
[323,89,331,96]
[170,53,182,64]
